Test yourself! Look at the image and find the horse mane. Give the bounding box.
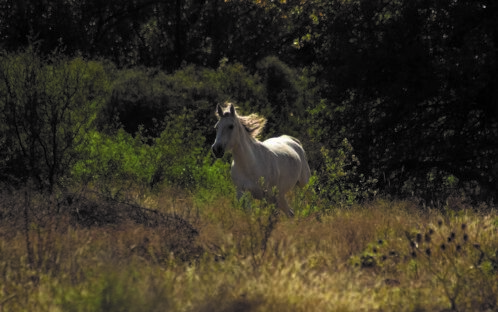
[239,113,266,138]
[217,103,266,139]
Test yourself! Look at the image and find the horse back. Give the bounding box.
[262,135,311,187]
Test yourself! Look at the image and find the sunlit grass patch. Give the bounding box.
[0,189,497,311]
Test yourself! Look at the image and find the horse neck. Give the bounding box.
[231,126,261,170]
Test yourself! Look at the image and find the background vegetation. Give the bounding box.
[2,0,496,202]
[0,0,497,311]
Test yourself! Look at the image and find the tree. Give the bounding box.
[0,48,110,192]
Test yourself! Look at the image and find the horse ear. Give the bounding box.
[216,104,223,117]
[229,104,235,115]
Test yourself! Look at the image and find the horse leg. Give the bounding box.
[277,194,294,218]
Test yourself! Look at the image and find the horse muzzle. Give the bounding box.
[211,143,225,158]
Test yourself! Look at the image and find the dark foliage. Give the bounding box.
[301,0,498,202]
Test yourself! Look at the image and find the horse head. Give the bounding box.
[212,103,238,158]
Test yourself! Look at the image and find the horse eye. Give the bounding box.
[228,125,234,130]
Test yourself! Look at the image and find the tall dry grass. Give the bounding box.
[0,188,497,311]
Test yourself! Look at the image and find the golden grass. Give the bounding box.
[0,189,497,311]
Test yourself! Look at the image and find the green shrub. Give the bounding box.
[315,138,378,208]
[71,129,151,194]
[73,110,231,198]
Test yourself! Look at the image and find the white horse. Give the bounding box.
[212,103,311,217]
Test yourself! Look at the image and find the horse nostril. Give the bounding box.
[212,144,224,158]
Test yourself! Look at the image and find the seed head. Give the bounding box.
[416,233,422,243]
[425,248,431,257]
[461,223,467,230]
[463,234,469,242]
[424,233,431,243]
[441,243,446,251]
[411,251,417,258]
[437,219,443,227]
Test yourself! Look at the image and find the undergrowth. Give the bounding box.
[0,187,497,311]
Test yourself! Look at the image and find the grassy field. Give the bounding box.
[0,187,497,311]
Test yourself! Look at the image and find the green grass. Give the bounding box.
[0,188,497,311]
